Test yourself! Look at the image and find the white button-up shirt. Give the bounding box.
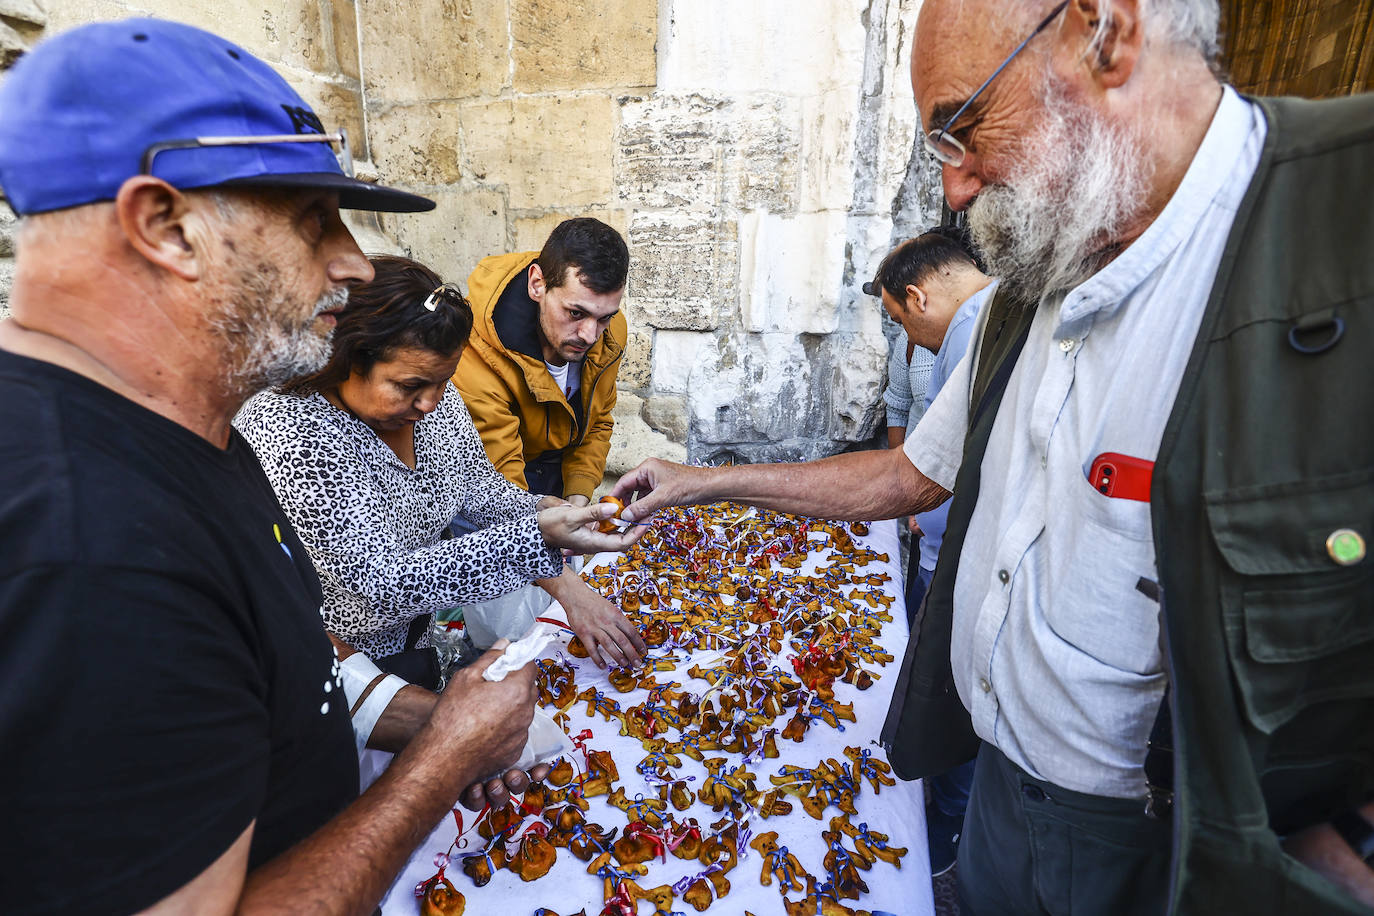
[905,88,1266,798]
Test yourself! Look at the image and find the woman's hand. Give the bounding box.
[536,501,647,555]
[559,578,647,669]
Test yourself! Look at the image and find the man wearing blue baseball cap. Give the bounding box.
[0,18,633,915]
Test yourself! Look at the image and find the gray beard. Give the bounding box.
[967,78,1152,306]
[213,284,346,397]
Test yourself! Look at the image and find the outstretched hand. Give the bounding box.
[608,457,711,523]
[536,501,648,554]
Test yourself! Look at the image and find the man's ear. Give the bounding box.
[527,262,546,302]
[1065,0,1143,90]
[113,176,203,282]
[907,284,928,314]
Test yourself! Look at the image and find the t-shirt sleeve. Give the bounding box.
[904,335,974,493]
[0,564,268,915]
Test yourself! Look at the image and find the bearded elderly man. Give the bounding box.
[611,0,1374,912]
[0,19,640,915]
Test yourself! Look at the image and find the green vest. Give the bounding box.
[883,92,1374,914]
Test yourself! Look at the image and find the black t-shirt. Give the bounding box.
[0,351,359,914]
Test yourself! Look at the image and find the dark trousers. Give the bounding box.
[957,743,1171,916]
[905,559,933,629]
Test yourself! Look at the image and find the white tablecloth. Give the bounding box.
[381,517,933,916]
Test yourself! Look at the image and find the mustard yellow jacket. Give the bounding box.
[455,251,626,500]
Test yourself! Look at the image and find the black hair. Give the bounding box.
[536,217,629,294]
[874,225,984,301]
[281,255,474,396]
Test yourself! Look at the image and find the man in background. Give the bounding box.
[868,226,995,879]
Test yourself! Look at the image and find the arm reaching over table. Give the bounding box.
[611,448,950,524]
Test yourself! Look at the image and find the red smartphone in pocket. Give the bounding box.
[1089,452,1154,501]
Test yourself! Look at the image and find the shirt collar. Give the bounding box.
[1057,86,1265,329]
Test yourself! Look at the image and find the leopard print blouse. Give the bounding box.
[235,384,562,657]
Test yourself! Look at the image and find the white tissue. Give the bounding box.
[482,621,559,682]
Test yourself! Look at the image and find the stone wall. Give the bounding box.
[0,0,942,479]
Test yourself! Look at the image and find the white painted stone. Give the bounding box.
[824,327,890,441]
[652,330,714,395]
[738,210,849,335]
[688,332,812,444]
[660,0,869,96]
[798,88,859,213]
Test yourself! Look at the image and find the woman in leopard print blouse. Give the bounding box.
[236,256,641,685]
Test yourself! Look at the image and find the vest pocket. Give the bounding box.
[1206,474,1374,733]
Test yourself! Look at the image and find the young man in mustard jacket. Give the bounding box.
[457,218,629,506]
[454,218,643,669]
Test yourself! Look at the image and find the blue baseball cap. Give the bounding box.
[0,18,433,215]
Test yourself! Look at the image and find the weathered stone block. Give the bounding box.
[0,199,15,258]
[643,394,687,443]
[511,0,655,92]
[822,329,888,442]
[725,96,801,214]
[627,213,733,331]
[616,94,726,212]
[329,0,361,80]
[604,392,686,478]
[511,209,627,255]
[619,329,653,389]
[651,330,712,394]
[0,256,13,320]
[688,332,812,445]
[358,0,507,102]
[379,187,506,290]
[368,101,463,185]
[461,95,616,210]
[343,209,404,258]
[0,0,46,28]
[738,209,848,334]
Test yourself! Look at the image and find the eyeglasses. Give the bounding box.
[923,0,1069,167]
[140,129,354,178]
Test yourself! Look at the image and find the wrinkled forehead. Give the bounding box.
[911,0,1027,123]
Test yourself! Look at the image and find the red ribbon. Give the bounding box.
[600,876,638,916]
[667,819,701,852]
[570,728,595,771]
[625,820,667,863]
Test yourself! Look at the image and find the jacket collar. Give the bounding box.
[491,265,547,361]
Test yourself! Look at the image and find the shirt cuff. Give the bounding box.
[903,423,960,492]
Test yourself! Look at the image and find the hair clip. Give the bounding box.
[422,282,457,312]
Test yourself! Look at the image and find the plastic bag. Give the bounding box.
[461,583,552,649]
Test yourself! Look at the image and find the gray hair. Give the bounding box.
[1086,0,1220,62]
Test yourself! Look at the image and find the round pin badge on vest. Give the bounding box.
[1326,528,1366,567]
